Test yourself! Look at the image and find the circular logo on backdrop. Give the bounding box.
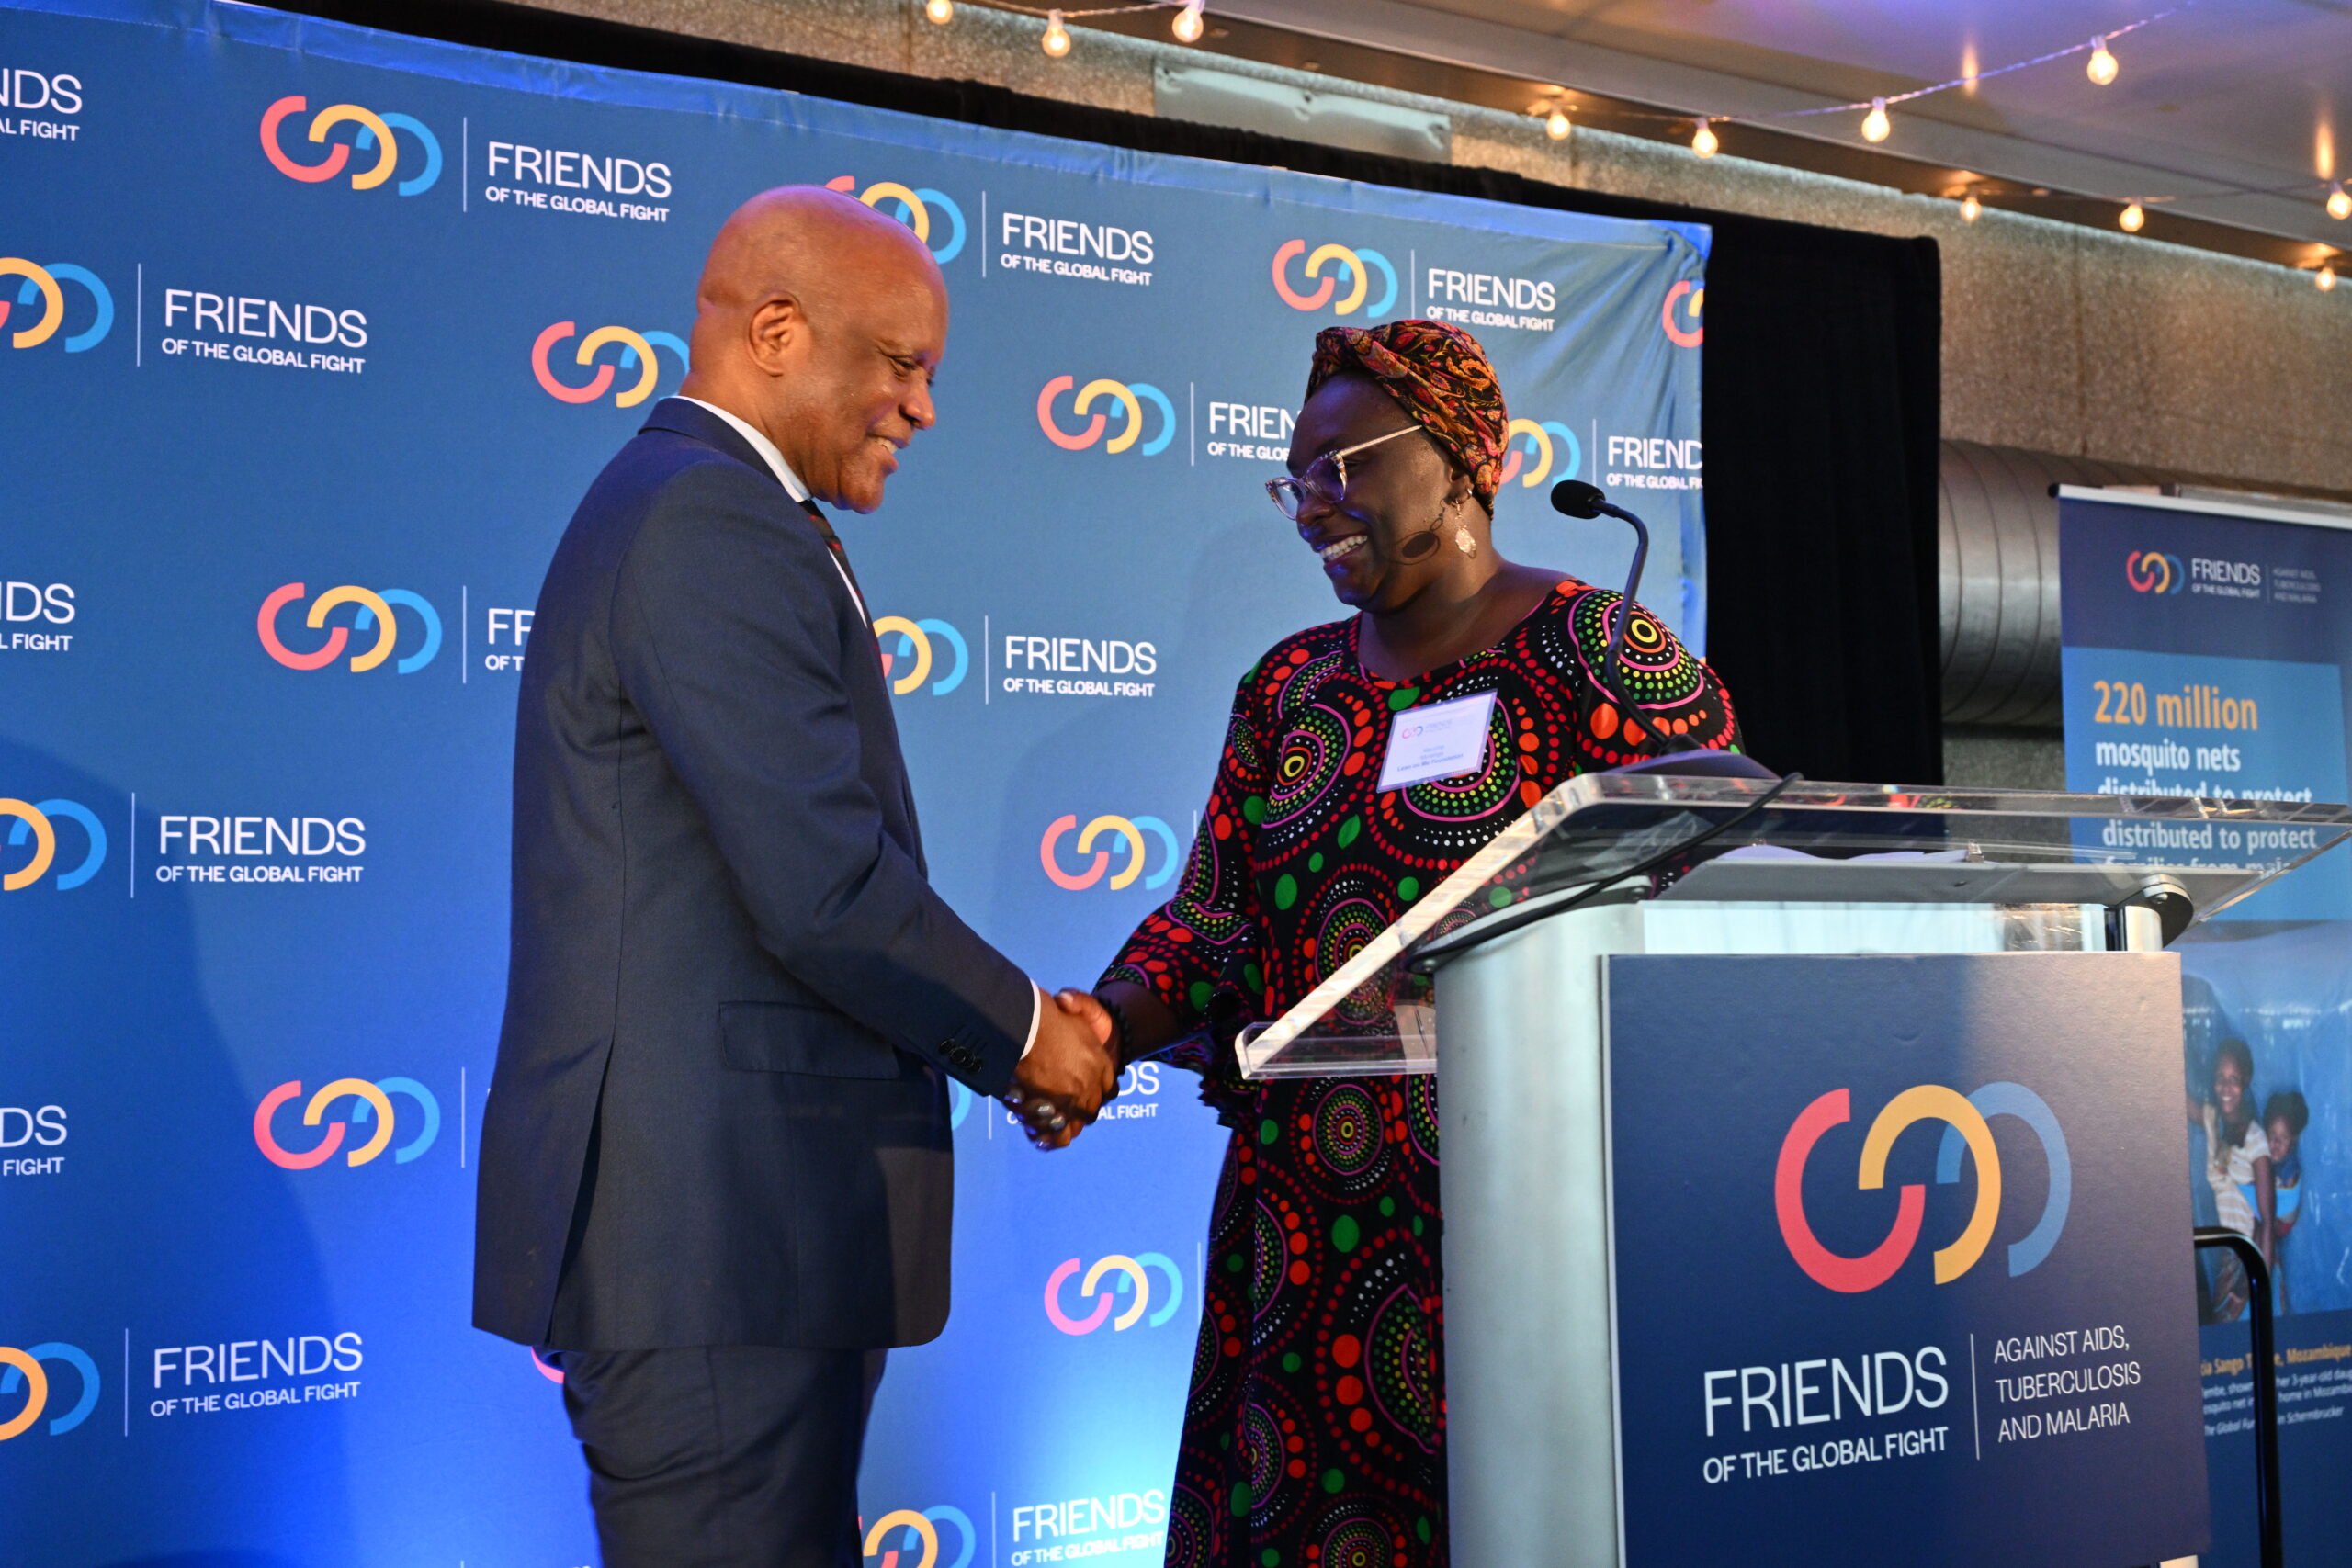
[2126,549,2184,594]
[0,1343,98,1439]
[0,260,113,353]
[1661,280,1703,346]
[257,584,443,674]
[1044,1254,1186,1334]
[0,798,106,891]
[1035,376,1176,455]
[862,1505,978,1568]
[826,176,966,264]
[1039,814,1181,891]
[260,96,442,195]
[1271,239,1398,316]
[1497,416,1581,489]
[531,321,689,407]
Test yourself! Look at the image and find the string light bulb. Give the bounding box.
[1691,118,1718,158]
[923,0,952,22]
[1042,9,1070,57]
[1861,98,1891,143]
[2086,36,2119,85]
[1546,108,1572,141]
[1171,2,1204,43]
[2119,202,2146,232]
[1961,193,1981,221]
[2329,182,2352,220]
[2321,265,2340,292]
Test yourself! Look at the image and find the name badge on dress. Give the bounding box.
[1376,690,1498,791]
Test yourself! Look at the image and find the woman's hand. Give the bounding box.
[1098,979,1182,1064]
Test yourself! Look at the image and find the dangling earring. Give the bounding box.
[1453,499,1478,558]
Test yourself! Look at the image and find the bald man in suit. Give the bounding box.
[475,186,1117,1567]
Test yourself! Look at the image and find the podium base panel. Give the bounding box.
[1435,898,2131,1568]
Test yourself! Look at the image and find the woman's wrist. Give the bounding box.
[1098,979,1181,1061]
[1097,993,1136,1064]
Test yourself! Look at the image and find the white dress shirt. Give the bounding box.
[675,396,864,622]
[672,396,1042,1063]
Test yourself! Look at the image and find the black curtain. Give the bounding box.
[288,0,1946,784]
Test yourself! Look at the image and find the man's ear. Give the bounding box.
[744,295,807,376]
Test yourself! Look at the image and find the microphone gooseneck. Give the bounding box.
[1548,479,1676,751]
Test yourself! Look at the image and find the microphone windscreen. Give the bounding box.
[1550,479,1605,518]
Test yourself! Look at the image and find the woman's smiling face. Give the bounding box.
[1284,372,1467,612]
[2214,1054,2247,1121]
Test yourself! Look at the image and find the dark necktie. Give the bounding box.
[797,495,865,609]
[809,493,918,840]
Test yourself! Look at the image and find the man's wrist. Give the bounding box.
[1019,984,1044,1061]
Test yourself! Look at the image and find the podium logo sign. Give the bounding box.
[260,96,441,196]
[1775,1082,2071,1292]
[1606,953,2208,1568]
[0,1342,99,1439]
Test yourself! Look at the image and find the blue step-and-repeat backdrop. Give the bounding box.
[0,2,1707,1561]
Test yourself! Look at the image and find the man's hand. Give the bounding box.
[1006,988,1117,1150]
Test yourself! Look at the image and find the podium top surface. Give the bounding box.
[1235,772,2352,1076]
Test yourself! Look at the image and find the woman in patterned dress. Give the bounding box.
[1088,320,1742,1568]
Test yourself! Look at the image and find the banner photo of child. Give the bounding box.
[2180,923,2348,1324]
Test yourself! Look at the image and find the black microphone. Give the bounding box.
[1547,479,1606,519]
[1548,479,1680,752]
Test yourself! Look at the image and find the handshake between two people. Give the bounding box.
[1001,988,1121,1151]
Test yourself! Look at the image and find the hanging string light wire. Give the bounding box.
[944,0,1215,52]
[1508,5,2197,136]
[1744,5,2190,124]
[1518,5,2208,158]
[933,0,2349,255]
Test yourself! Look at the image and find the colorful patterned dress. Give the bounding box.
[1102,578,1740,1568]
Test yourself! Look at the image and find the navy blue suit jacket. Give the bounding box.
[473,398,1031,1351]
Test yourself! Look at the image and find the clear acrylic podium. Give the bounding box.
[1233,773,2352,1568]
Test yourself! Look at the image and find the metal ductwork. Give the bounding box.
[1938,441,2170,728]
[1939,444,2352,728]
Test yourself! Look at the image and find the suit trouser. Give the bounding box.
[556,1345,888,1568]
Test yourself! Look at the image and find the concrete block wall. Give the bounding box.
[514,0,2352,497]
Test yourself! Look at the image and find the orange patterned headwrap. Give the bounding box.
[1305,319,1509,507]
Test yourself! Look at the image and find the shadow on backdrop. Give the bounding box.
[0,737,355,1566]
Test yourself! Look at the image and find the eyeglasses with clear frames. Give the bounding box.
[1265,425,1420,521]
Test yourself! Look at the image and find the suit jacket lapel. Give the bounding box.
[640,398,923,863]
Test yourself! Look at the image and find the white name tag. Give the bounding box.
[1377,691,1498,791]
